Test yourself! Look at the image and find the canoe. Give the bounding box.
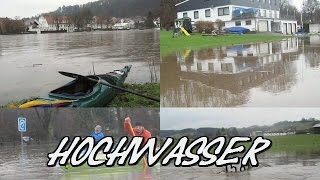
[19,65,132,108]
[61,152,145,173]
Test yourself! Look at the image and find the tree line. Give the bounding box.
[265,0,320,24]
[0,17,25,34]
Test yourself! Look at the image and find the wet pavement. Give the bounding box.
[161,36,320,107]
[0,30,159,105]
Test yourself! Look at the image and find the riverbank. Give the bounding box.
[160,30,288,55]
[109,83,160,107]
[1,83,160,108]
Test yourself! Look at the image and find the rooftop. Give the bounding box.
[313,124,320,128]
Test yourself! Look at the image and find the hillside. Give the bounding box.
[161,118,320,138]
[51,0,160,18]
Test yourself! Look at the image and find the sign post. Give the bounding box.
[18,117,27,146]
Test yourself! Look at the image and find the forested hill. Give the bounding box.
[160,118,320,138]
[50,0,160,17]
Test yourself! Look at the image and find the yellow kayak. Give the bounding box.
[19,99,74,108]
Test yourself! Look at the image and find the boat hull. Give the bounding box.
[19,65,132,108]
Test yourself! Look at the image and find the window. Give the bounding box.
[246,20,252,25]
[208,63,214,71]
[183,12,188,18]
[218,7,229,16]
[235,21,241,26]
[194,11,199,19]
[205,9,211,17]
[264,10,267,17]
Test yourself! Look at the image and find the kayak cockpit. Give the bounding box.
[49,76,100,98]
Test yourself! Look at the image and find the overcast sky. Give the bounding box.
[0,0,97,18]
[0,0,305,19]
[161,108,320,130]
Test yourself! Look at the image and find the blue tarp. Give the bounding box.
[224,27,250,34]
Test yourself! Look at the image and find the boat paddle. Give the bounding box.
[58,71,160,102]
[127,121,148,173]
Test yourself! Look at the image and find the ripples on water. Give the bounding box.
[0,30,159,105]
[0,144,160,180]
[160,151,320,180]
[161,36,320,107]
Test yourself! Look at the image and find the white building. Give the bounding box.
[176,0,297,34]
[112,19,134,30]
[28,16,75,33]
[309,24,320,33]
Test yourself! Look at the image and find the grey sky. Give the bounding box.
[0,0,305,19]
[161,108,320,130]
[0,0,96,19]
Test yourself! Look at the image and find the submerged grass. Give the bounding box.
[160,30,288,55]
[1,83,160,108]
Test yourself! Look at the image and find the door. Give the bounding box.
[288,23,292,34]
[258,20,268,32]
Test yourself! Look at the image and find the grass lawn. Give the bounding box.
[1,83,160,108]
[160,30,288,55]
[268,134,320,152]
[108,83,160,107]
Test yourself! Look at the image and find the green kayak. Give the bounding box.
[19,65,132,107]
[61,152,145,173]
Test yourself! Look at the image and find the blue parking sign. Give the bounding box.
[18,117,27,132]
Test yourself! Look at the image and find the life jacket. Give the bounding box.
[123,122,151,144]
[91,132,105,142]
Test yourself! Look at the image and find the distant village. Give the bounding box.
[0,15,160,34]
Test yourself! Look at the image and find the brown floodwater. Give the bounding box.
[0,108,160,179]
[0,30,159,105]
[161,36,320,107]
[0,143,160,180]
[160,151,320,180]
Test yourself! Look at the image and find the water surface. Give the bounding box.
[0,30,159,105]
[161,36,320,107]
[160,151,320,180]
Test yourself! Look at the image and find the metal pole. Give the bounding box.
[301,0,304,29]
[21,132,23,146]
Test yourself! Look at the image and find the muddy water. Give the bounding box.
[0,30,159,105]
[160,151,320,180]
[0,143,160,180]
[161,36,320,107]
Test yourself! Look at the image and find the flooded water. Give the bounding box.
[0,143,160,180]
[160,151,320,180]
[161,36,320,107]
[0,30,159,105]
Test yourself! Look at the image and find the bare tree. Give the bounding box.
[302,0,320,23]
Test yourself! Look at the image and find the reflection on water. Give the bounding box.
[160,151,320,180]
[161,36,320,107]
[0,30,159,105]
[0,144,160,180]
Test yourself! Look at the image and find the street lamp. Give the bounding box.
[301,0,305,30]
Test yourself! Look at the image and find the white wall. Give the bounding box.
[177,5,280,23]
[280,20,297,34]
[177,5,233,22]
[225,19,257,31]
[310,24,320,33]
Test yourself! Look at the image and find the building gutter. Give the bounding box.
[175,0,190,7]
